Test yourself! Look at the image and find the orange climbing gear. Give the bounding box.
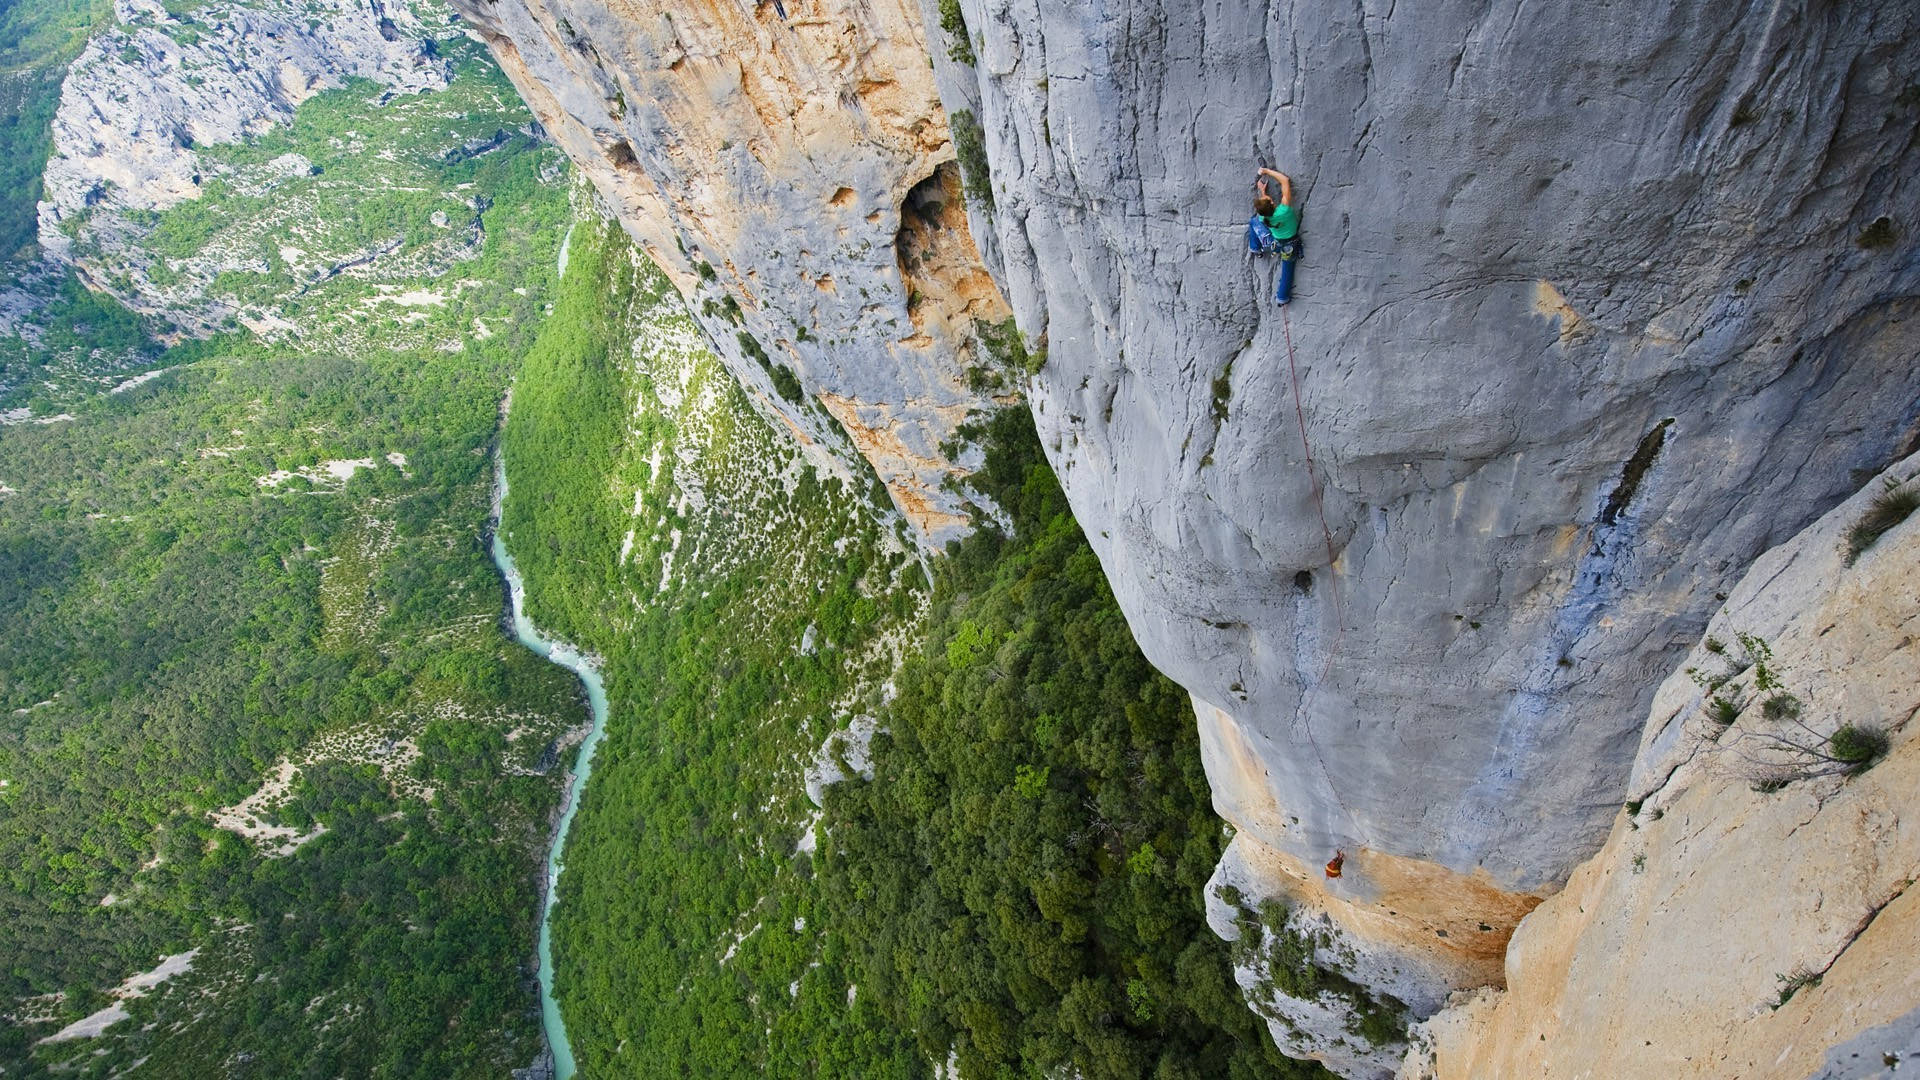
[1324,850,1345,879]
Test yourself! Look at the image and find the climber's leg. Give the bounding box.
[1275,252,1295,305]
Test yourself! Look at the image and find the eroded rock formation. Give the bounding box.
[444,0,1013,542]
[39,0,453,331]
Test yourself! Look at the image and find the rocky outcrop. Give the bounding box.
[37,0,451,330]
[443,0,1012,544]
[1402,452,1920,1079]
[451,0,1920,1072]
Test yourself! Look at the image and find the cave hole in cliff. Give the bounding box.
[893,161,973,331]
[896,162,963,272]
[605,138,642,175]
[1293,569,1314,594]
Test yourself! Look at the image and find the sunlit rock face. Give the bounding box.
[931,0,1917,882]
[923,3,1917,1072]
[444,0,1013,544]
[1404,452,1920,1080]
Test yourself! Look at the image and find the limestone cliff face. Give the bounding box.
[1403,452,1920,1079]
[452,0,1920,1073]
[39,0,452,330]
[443,0,1011,543]
[921,2,1918,1069]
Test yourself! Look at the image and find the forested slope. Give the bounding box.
[501,215,1327,1079]
[0,25,586,1076]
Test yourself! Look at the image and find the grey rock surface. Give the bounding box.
[447,0,1920,1071]
[1399,450,1920,1080]
[928,0,1920,895]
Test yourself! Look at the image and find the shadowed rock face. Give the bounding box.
[443,0,1012,544]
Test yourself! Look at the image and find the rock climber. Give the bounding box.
[1246,165,1302,305]
[1324,849,1344,879]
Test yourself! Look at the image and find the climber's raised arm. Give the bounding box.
[1256,167,1294,206]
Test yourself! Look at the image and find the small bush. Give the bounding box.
[1211,360,1234,424]
[1828,724,1889,770]
[949,109,993,209]
[1708,696,1740,725]
[1774,967,1822,1009]
[1856,216,1898,250]
[1751,776,1790,794]
[736,330,768,365]
[937,0,975,64]
[1761,693,1802,721]
[1842,483,1919,565]
[768,364,804,404]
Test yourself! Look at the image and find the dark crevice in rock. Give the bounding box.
[605,138,641,174]
[1600,419,1674,528]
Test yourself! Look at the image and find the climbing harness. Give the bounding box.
[1281,305,1354,876]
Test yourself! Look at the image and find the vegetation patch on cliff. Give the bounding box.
[822,407,1328,1079]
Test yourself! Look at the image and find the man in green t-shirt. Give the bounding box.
[1252,166,1301,305]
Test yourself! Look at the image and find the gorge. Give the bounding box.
[0,0,1915,1076]
[445,0,1920,1074]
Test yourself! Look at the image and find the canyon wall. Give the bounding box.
[925,1,1919,1069]
[443,0,1013,543]
[451,0,1920,1074]
[1404,452,1920,1079]
[38,0,454,332]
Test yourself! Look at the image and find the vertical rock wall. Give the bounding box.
[917,0,1919,1068]
[1404,453,1920,1080]
[444,0,1012,543]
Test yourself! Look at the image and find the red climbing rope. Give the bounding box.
[1282,306,1343,597]
[1281,305,1355,858]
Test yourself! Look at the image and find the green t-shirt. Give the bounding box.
[1263,202,1299,241]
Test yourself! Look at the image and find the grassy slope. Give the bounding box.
[0,36,582,1078]
[502,215,929,1077]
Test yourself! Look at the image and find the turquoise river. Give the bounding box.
[490,455,605,1080]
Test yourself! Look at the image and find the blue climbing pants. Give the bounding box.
[1273,236,1300,303]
